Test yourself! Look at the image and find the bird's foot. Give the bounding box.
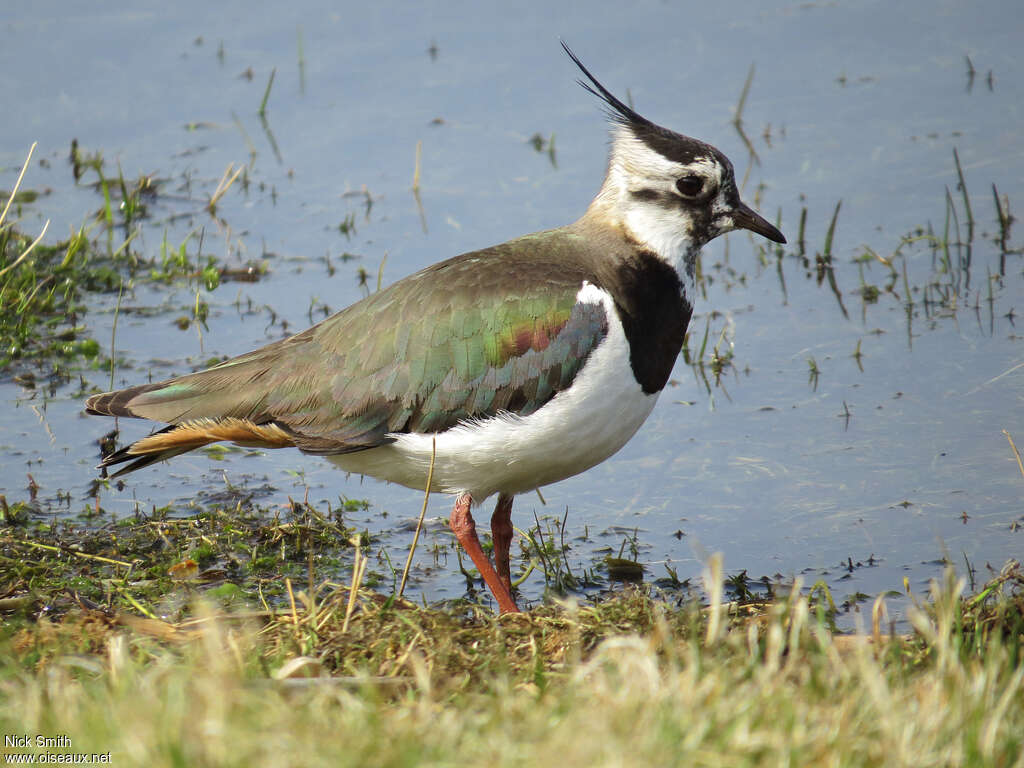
[450,492,519,614]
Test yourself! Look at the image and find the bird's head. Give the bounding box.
[564,43,786,276]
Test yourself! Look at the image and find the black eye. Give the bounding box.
[675,175,704,198]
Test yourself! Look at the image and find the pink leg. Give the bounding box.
[450,493,519,614]
[490,493,515,597]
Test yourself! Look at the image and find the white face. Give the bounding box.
[594,127,741,279]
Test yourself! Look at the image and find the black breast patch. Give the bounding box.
[604,251,693,394]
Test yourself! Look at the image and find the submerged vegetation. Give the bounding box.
[0,145,100,376]
[0,142,264,384]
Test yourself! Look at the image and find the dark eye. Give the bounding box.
[675,175,704,198]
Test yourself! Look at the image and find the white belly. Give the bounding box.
[329,284,659,503]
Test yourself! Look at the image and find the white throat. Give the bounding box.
[586,128,714,286]
[620,196,700,279]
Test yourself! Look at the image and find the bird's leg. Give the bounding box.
[450,492,519,614]
[490,493,515,597]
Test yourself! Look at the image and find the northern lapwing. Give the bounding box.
[85,44,785,614]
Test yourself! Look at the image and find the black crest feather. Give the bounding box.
[560,41,653,130]
[561,41,723,169]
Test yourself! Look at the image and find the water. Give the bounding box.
[2,1,1022,624]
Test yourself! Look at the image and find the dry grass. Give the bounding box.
[1,564,1021,767]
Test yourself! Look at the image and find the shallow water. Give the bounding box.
[3,1,1022,624]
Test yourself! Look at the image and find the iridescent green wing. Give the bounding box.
[99,230,610,454]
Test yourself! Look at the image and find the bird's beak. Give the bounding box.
[732,202,786,244]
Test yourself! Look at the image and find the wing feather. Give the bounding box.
[86,230,610,470]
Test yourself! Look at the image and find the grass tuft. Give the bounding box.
[1,560,1020,766]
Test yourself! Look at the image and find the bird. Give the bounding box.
[85,44,785,614]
